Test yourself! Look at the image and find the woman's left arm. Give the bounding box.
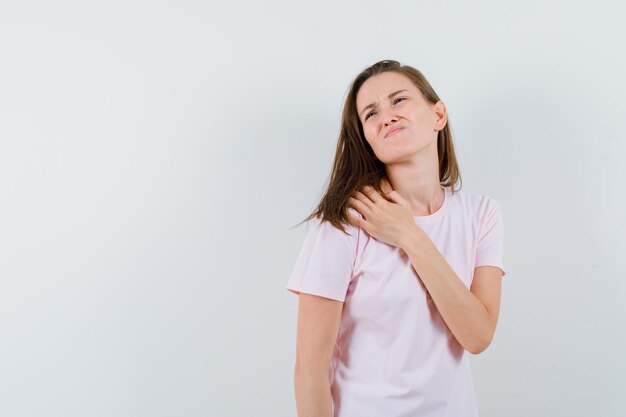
[347,185,503,355]
[400,230,503,355]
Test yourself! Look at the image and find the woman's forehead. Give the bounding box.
[357,73,419,108]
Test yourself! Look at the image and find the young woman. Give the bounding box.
[286,59,506,417]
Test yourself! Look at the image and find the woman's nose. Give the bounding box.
[382,110,398,126]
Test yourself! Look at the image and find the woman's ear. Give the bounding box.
[433,101,447,131]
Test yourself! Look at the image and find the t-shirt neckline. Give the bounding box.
[413,186,450,222]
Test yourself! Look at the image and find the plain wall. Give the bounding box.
[1,1,625,416]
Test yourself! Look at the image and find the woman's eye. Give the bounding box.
[364,98,405,121]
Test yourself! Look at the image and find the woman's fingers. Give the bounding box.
[348,196,370,215]
[359,185,385,203]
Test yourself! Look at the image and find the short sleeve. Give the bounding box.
[285,209,360,302]
[475,200,507,277]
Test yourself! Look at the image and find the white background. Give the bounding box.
[1,1,625,416]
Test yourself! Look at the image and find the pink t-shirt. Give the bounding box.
[286,186,506,417]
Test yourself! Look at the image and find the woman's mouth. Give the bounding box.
[385,127,404,138]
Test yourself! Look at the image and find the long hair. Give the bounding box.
[293,59,462,234]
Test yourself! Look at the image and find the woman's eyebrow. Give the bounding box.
[360,89,408,117]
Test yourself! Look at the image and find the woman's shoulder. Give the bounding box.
[448,188,502,223]
[306,208,362,240]
[451,187,501,208]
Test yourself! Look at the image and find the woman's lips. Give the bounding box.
[385,127,404,138]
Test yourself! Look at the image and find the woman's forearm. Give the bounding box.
[294,365,333,417]
[399,228,493,354]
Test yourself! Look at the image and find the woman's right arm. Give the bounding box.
[293,293,344,417]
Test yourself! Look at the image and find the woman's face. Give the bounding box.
[355,71,446,164]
